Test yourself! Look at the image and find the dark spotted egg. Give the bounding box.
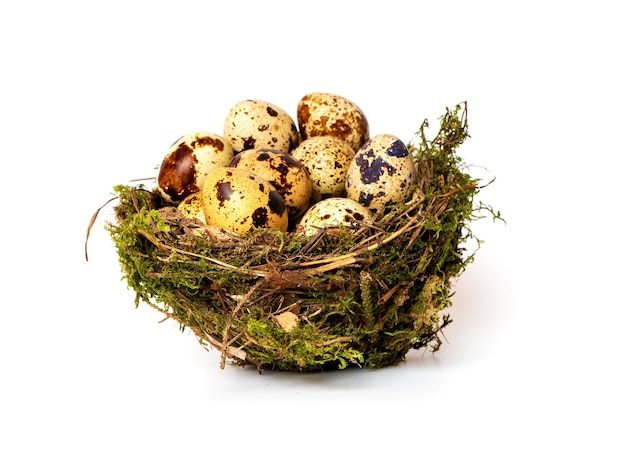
[202,167,288,235]
[157,132,234,204]
[297,92,369,153]
[229,148,312,219]
[291,136,355,203]
[223,100,300,154]
[345,134,416,212]
[297,197,373,237]
[177,192,206,224]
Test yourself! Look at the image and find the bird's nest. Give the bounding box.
[92,102,498,371]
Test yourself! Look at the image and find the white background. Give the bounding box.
[1,1,624,468]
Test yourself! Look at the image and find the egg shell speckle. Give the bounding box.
[202,167,288,235]
[345,134,417,212]
[297,197,373,237]
[223,100,300,154]
[157,132,234,204]
[297,92,369,153]
[291,136,355,202]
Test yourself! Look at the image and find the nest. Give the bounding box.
[98,102,495,371]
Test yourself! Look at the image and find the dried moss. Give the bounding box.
[103,102,500,371]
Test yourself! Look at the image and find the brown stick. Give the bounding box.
[85,196,118,261]
[314,336,353,347]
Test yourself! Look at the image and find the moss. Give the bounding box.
[101,102,501,371]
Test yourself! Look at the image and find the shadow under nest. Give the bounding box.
[104,102,494,372]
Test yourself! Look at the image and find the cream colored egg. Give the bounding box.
[157,132,234,204]
[291,136,355,202]
[229,148,312,218]
[223,100,300,154]
[178,192,237,242]
[297,92,369,153]
[345,134,417,212]
[298,197,373,237]
[202,167,288,235]
[177,192,206,224]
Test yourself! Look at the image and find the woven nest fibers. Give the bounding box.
[89,102,499,372]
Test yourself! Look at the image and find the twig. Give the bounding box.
[314,336,352,347]
[85,196,118,261]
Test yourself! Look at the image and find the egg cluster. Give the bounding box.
[156,92,418,237]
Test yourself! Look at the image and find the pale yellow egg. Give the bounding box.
[202,167,288,235]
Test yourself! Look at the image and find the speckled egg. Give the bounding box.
[229,148,312,219]
[297,92,369,153]
[157,132,234,204]
[177,192,206,224]
[223,100,300,154]
[345,134,417,212]
[202,167,288,235]
[297,197,373,237]
[291,136,355,202]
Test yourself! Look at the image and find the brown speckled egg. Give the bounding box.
[202,167,288,235]
[345,134,417,212]
[229,148,312,219]
[291,136,355,202]
[177,192,206,224]
[297,92,369,153]
[298,197,373,237]
[223,100,300,154]
[157,132,234,204]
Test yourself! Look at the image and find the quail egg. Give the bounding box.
[298,197,373,237]
[157,132,234,204]
[297,92,369,153]
[291,136,355,202]
[223,99,300,154]
[177,191,206,224]
[202,167,288,235]
[229,148,312,219]
[345,134,416,212]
